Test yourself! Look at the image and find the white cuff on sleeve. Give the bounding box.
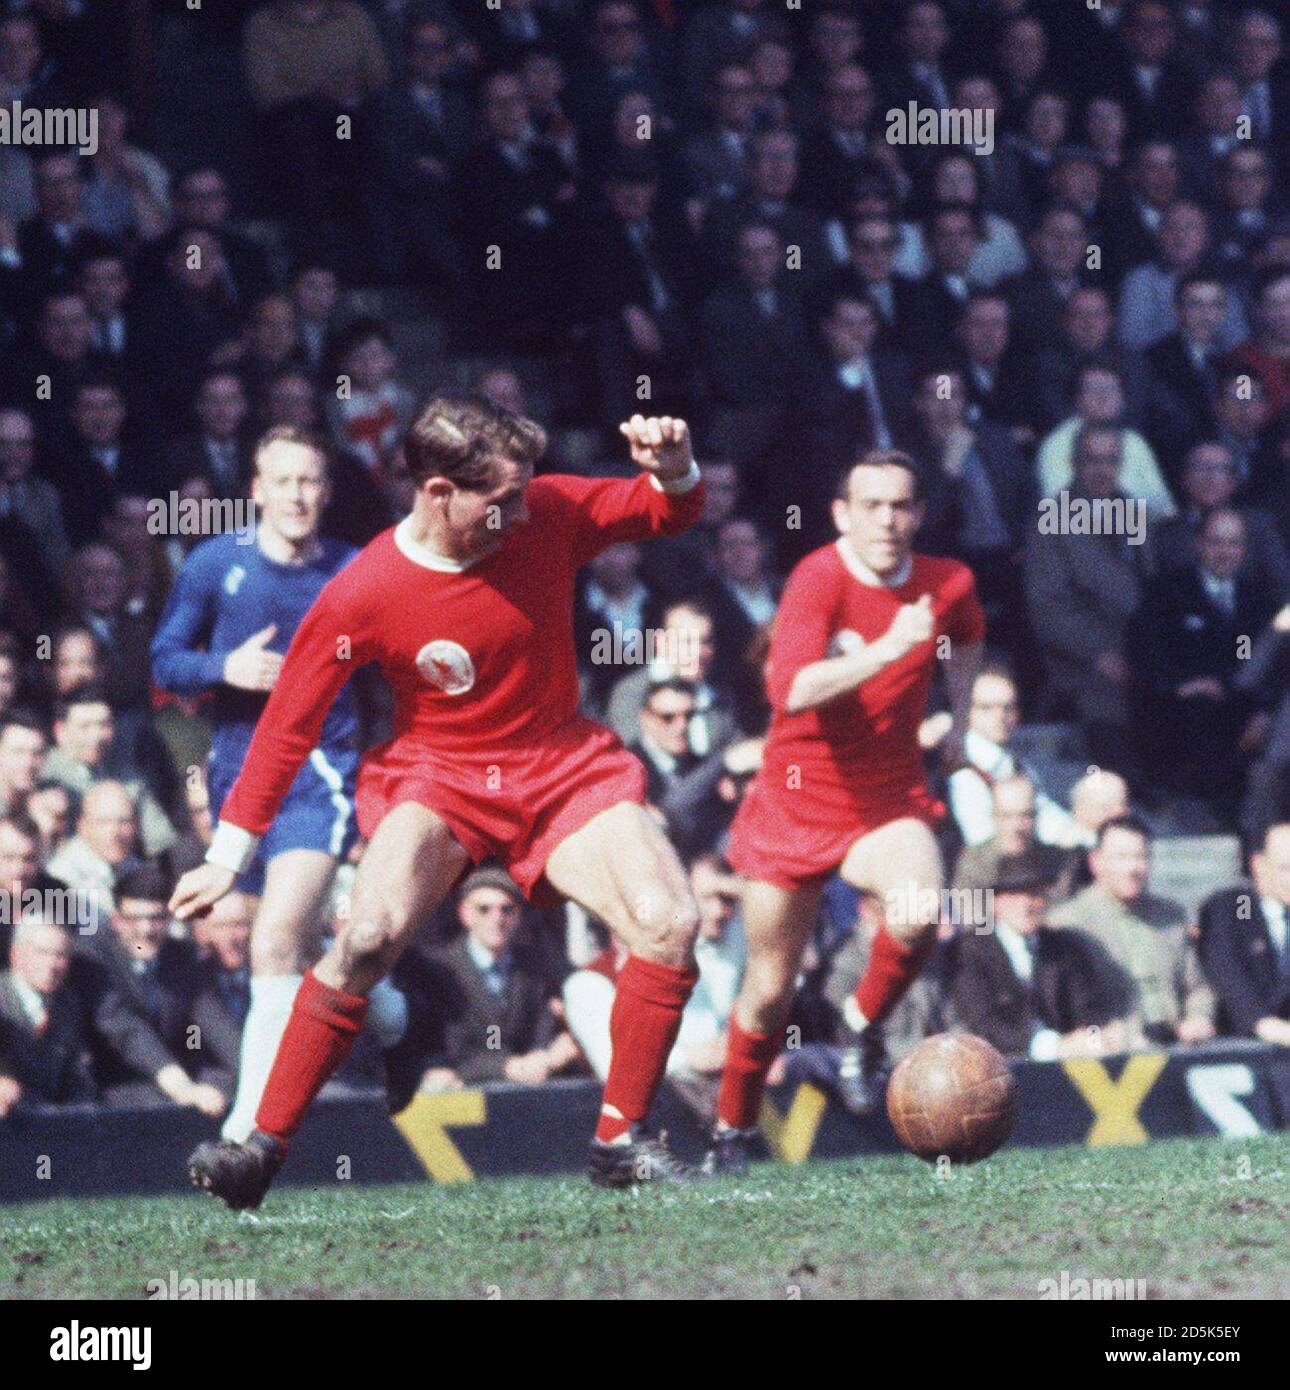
[1029,1028,1062,1063]
[205,821,261,875]
[649,460,701,495]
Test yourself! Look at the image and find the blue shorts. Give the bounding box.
[207,745,360,895]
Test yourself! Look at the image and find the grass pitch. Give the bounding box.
[2,1135,1287,1299]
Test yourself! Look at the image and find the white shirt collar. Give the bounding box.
[965,729,1015,778]
[465,936,502,972]
[394,515,480,572]
[10,972,48,1026]
[995,920,1035,982]
[835,537,913,588]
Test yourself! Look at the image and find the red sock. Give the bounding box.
[595,956,697,1143]
[716,1014,784,1130]
[854,925,933,1026]
[255,970,368,1146]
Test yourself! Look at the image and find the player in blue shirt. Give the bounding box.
[152,426,372,1142]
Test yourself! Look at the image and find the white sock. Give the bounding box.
[221,973,302,1143]
[843,994,869,1035]
[367,976,409,1049]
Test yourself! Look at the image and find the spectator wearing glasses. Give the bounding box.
[952,775,1081,904]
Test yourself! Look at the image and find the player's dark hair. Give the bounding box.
[115,862,172,905]
[54,681,111,722]
[404,393,547,491]
[836,449,924,502]
[1096,813,1150,848]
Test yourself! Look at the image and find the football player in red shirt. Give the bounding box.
[707,449,984,1174]
[170,395,708,1206]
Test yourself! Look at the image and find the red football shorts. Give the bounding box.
[727,773,943,893]
[355,716,646,903]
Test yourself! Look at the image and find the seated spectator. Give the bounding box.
[1024,424,1157,779]
[234,293,309,413]
[1198,822,1290,1045]
[0,810,65,963]
[0,916,96,1111]
[25,781,74,859]
[80,90,171,244]
[683,63,757,205]
[1128,507,1279,817]
[1116,199,1247,353]
[1150,441,1290,596]
[949,856,1118,1061]
[0,406,69,573]
[1067,768,1131,847]
[1213,365,1277,498]
[41,685,176,859]
[575,541,661,712]
[1035,362,1176,518]
[189,889,254,1081]
[1143,274,1231,463]
[606,597,741,752]
[952,775,1081,902]
[45,779,143,921]
[168,370,252,499]
[628,675,726,856]
[705,516,781,651]
[0,709,46,817]
[159,166,277,310]
[289,261,341,373]
[75,863,228,1104]
[60,376,158,549]
[563,854,746,1099]
[947,669,1083,849]
[1211,144,1282,277]
[1049,815,1216,1047]
[419,868,578,1087]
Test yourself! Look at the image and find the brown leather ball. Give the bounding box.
[886,1033,1018,1163]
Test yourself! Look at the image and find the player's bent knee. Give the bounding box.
[625,888,699,964]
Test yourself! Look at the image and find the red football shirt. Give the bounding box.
[758,540,985,814]
[217,471,703,837]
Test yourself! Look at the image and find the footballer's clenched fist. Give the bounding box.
[618,414,694,483]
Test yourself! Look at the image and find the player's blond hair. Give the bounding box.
[404,393,547,490]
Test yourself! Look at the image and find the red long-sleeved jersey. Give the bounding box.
[214,470,703,845]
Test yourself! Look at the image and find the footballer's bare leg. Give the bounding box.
[707,878,822,1174]
[544,801,702,1185]
[835,816,944,1113]
[220,848,332,1142]
[191,806,469,1209]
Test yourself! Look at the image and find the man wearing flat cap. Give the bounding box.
[949,855,1120,1061]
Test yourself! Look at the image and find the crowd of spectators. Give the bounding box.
[2,0,1290,1126]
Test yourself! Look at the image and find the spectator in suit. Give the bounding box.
[25,781,74,861]
[0,405,69,572]
[1211,144,1282,275]
[163,166,277,310]
[1117,200,1247,353]
[1002,202,1092,353]
[991,88,1070,227]
[697,221,812,465]
[1096,0,1196,143]
[421,867,578,1087]
[606,597,743,753]
[882,0,955,115]
[1035,362,1176,518]
[567,0,674,138]
[1024,424,1157,778]
[1177,70,1248,198]
[289,262,340,374]
[900,366,1032,634]
[58,376,156,547]
[0,915,96,1111]
[364,13,473,290]
[578,149,698,439]
[77,248,133,376]
[58,547,158,714]
[1143,273,1229,463]
[1213,364,1277,497]
[0,809,66,963]
[44,779,140,923]
[899,202,981,349]
[1096,138,1182,288]
[950,856,1117,1060]
[1129,507,1278,817]
[820,211,922,348]
[1049,814,1216,1046]
[1229,10,1286,154]
[681,0,786,113]
[0,712,46,818]
[1149,441,1290,596]
[952,774,1082,902]
[629,677,703,819]
[948,669,1084,850]
[1198,821,1290,1044]
[796,63,881,219]
[41,686,175,861]
[76,863,229,1105]
[682,63,757,204]
[127,226,244,433]
[0,12,67,113]
[454,67,577,352]
[951,291,1036,436]
[3,288,111,446]
[80,90,172,245]
[166,370,252,499]
[794,292,913,546]
[575,540,660,712]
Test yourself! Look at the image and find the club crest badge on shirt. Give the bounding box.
[416,640,476,694]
